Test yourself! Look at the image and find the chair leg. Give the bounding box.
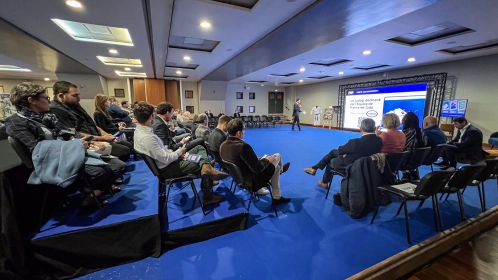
[403,200,411,244]
[477,183,485,212]
[247,192,254,212]
[439,193,445,201]
[162,182,172,215]
[267,184,278,217]
[370,192,385,224]
[444,193,450,201]
[191,180,206,215]
[417,199,425,208]
[432,195,443,232]
[430,164,434,172]
[461,187,466,195]
[396,201,404,216]
[38,187,50,230]
[456,191,466,221]
[481,182,487,212]
[325,175,334,199]
[83,176,105,214]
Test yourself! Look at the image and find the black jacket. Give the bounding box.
[233,113,240,118]
[333,134,383,170]
[451,124,487,161]
[151,115,180,150]
[292,103,301,117]
[50,99,100,135]
[94,111,119,134]
[219,136,275,192]
[207,128,226,153]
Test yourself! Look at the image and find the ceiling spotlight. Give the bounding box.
[176,70,182,74]
[44,78,50,81]
[363,50,371,55]
[183,56,191,61]
[200,21,211,28]
[407,57,416,62]
[339,71,344,75]
[300,67,305,72]
[109,49,118,54]
[66,0,82,8]
[124,67,131,71]
[299,79,303,83]
[260,84,264,86]
[275,89,278,92]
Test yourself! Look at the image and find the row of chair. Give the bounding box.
[240,115,283,128]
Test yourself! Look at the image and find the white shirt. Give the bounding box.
[134,124,182,169]
[458,123,471,143]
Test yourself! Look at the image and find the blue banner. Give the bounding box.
[347,83,428,95]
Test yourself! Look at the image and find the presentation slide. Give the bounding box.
[343,83,428,130]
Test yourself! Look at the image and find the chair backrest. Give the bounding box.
[440,123,454,135]
[474,159,498,182]
[260,115,267,122]
[403,147,432,170]
[248,116,254,122]
[138,152,162,177]
[386,151,409,172]
[422,144,448,165]
[253,116,260,122]
[414,170,454,197]
[448,162,486,190]
[267,116,274,122]
[274,116,280,121]
[8,136,34,169]
[222,160,245,187]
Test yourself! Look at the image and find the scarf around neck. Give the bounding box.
[16,106,74,140]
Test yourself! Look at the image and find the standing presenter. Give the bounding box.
[292,98,302,131]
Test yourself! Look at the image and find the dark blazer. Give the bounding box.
[292,103,301,117]
[220,136,275,192]
[94,111,119,134]
[451,124,486,160]
[333,134,383,170]
[151,115,179,149]
[50,99,100,135]
[108,104,132,127]
[233,113,240,118]
[207,128,227,152]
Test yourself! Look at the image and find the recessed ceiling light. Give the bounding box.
[124,67,131,71]
[115,70,146,77]
[176,70,182,74]
[200,21,211,28]
[44,78,50,81]
[275,89,278,92]
[339,71,344,75]
[260,84,264,86]
[109,49,118,54]
[363,50,371,55]
[66,0,82,8]
[51,19,133,46]
[299,79,303,82]
[407,57,416,62]
[0,65,31,72]
[300,67,305,72]
[97,56,142,67]
[183,56,191,60]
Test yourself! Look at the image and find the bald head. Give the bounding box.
[423,116,438,129]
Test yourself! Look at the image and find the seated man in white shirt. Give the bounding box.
[133,102,228,205]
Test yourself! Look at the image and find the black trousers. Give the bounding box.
[292,115,301,130]
[312,149,340,183]
[444,145,465,167]
[111,140,132,162]
[84,158,126,192]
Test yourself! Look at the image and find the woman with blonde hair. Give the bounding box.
[93,94,124,134]
[375,113,406,153]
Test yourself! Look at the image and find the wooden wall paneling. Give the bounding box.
[145,79,166,105]
[133,79,146,102]
[165,80,180,109]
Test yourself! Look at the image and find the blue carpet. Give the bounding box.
[33,161,158,240]
[78,125,498,279]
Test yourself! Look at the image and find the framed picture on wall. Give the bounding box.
[249,92,255,99]
[185,90,193,98]
[236,92,243,99]
[237,106,243,113]
[186,106,194,114]
[114,88,125,97]
[249,106,255,113]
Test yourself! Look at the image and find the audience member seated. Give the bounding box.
[182,111,195,131]
[219,118,291,204]
[4,82,126,208]
[108,96,134,127]
[175,109,184,123]
[50,81,132,162]
[206,110,214,119]
[121,100,133,114]
[437,117,487,169]
[94,94,126,134]
[195,114,211,142]
[402,112,427,151]
[218,110,224,118]
[133,102,228,205]
[233,109,240,118]
[422,116,447,147]
[375,113,406,153]
[303,118,383,189]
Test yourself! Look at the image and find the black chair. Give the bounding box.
[243,116,253,129]
[138,152,205,215]
[222,160,278,217]
[325,169,346,200]
[267,116,276,128]
[386,151,409,182]
[462,159,498,212]
[422,144,448,172]
[370,170,454,243]
[260,115,269,128]
[437,163,486,221]
[253,115,262,128]
[400,147,432,180]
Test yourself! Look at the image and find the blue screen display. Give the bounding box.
[441,99,468,118]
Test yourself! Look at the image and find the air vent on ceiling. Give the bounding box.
[353,64,390,70]
[52,19,133,46]
[115,71,146,77]
[279,82,296,85]
[246,80,266,83]
[309,58,352,67]
[438,39,498,55]
[307,75,332,79]
[269,73,298,77]
[169,35,220,52]
[164,75,188,79]
[97,56,142,67]
[209,0,259,10]
[165,62,199,70]
[386,22,474,46]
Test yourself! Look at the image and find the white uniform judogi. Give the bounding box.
[311,106,322,126]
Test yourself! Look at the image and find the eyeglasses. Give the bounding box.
[38,96,50,101]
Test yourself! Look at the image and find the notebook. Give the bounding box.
[185,153,201,163]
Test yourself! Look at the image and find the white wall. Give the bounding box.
[295,53,498,139]
[225,84,287,116]
[181,81,199,114]
[107,78,131,103]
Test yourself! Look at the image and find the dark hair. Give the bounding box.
[53,81,77,96]
[453,117,468,124]
[296,98,300,102]
[227,118,244,136]
[121,100,128,106]
[402,112,424,144]
[133,102,155,123]
[156,102,174,115]
[218,115,231,125]
[198,113,208,124]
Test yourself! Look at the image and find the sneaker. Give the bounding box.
[257,188,270,195]
[318,180,329,189]
[272,196,291,205]
[281,162,290,174]
[203,195,222,206]
[303,167,316,176]
[201,164,229,180]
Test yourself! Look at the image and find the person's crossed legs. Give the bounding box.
[303,149,340,189]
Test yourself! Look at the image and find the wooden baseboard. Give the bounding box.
[348,206,498,279]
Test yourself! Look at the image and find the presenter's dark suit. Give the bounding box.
[233,113,241,118]
[445,124,486,167]
[151,115,203,151]
[219,136,275,192]
[292,103,301,130]
[313,133,383,183]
